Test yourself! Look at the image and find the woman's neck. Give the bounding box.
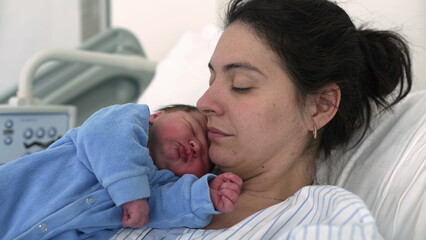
[205,181,311,230]
[205,155,315,230]
[205,193,282,229]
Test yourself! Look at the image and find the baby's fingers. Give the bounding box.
[220,181,242,195]
[220,172,243,186]
[217,192,239,213]
[220,188,240,205]
[209,177,224,191]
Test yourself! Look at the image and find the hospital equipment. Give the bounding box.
[0,103,76,165]
[0,28,156,164]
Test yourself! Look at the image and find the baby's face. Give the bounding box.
[148,110,212,178]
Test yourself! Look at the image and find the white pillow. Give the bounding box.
[138,25,221,111]
[316,90,426,240]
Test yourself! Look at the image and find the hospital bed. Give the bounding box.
[124,26,426,240]
[2,26,425,239]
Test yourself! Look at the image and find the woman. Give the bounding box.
[111,0,411,239]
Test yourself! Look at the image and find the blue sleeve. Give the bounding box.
[147,173,220,228]
[71,103,156,206]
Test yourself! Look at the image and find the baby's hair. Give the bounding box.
[157,104,199,113]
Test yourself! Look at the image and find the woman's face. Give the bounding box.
[197,22,310,177]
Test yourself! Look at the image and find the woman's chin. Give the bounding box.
[210,150,235,169]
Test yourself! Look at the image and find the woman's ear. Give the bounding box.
[308,83,341,131]
[149,111,164,125]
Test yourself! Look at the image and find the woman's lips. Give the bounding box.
[207,127,231,140]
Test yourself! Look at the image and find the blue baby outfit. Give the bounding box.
[0,104,218,240]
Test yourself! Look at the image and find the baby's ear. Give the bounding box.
[149,111,164,125]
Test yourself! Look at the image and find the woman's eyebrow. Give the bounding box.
[208,62,265,77]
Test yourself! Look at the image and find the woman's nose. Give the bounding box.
[197,87,221,116]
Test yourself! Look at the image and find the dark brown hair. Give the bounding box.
[225,0,412,157]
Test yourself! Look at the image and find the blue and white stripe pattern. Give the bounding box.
[110,185,383,240]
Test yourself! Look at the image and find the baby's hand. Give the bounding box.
[121,199,149,228]
[209,172,243,213]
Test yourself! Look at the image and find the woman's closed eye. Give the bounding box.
[231,86,252,93]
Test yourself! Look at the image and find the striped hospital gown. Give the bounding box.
[109,185,383,240]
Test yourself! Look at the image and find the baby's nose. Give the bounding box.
[189,140,200,157]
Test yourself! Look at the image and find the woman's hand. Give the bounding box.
[121,198,150,228]
[209,172,243,213]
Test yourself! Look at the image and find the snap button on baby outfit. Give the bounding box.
[86,196,95,205]
[38,223,48,232]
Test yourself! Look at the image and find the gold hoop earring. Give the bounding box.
[313,124,317,139]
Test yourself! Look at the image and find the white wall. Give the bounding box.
[111,0,220,61]
[1,0,423,95]
[339,0,426,91]
[0,0,80,93]
[112,0,425,91]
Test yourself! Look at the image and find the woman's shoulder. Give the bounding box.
[110,185,381,240]
[292,184,366,205]
[288,185,376,222]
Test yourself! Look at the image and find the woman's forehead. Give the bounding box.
[212,22,279,70]
[217,23,259,53]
